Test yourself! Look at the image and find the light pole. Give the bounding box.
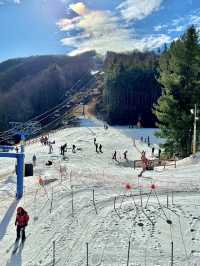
[191,104,198,155]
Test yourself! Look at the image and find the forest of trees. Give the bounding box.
[154,26,200,158]
[0,52,97,130]
[103,51,161,126]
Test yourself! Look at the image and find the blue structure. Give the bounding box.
[0,144,25,199]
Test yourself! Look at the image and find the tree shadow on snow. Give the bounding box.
[0,200,18,241]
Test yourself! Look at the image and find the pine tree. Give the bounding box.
[154,26,200,157]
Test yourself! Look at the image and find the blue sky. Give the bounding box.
[0,0,200,62]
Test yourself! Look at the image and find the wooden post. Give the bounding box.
[127,240,131,266]
[171,241,174,266]
[86,242,89,266]
[53,241,55,266]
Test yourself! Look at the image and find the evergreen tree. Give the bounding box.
[154,26,200,157]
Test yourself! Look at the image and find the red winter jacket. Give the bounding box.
[15,207,29,227]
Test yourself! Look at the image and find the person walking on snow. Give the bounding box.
[123,150,128,160]
[95,143,99,153]
[15,207,29,242]
[32,154,36,167]
[99,144,103,153]
[112,150,117,160]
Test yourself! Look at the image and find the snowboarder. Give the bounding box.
[112,150,117,160]
[152,147,155,156]
[32,154,36,167]
[95,143,98,153]
[123,150,128,160]
[99,144,103,153]
[15,207,29,242]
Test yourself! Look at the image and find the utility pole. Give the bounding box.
[191,104,198,155]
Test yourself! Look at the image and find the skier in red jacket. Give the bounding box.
[15,207,29,242]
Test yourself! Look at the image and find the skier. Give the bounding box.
[32,154,36,167]
[99,144,103,153]
[72,144,76,153]
[112,150,117,160]
[158,149,161,159]
[123,150,128,160]
[49,144,53,154]
[95,143,98,153]
[15,207,29,242]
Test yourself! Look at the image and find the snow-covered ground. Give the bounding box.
[0,117,200,265]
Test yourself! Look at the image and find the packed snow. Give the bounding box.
[0,117,200,265]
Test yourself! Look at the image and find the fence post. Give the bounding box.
[53,241,55,266]
[127,240,131,266]
[50,187,54,213]
[71,185,74,217]
[171,241,174,266]
[92,189,98,214]
[167,193,169,208]
[86,242,89,266]
[114,196,121,219]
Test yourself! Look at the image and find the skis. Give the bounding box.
[12,240,20,254]
[12,239,25,254]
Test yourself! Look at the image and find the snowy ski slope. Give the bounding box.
[0,117,200,265]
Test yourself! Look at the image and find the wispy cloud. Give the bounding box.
[117,0,163,21]
[57,2,171,56]
[154,8,200,34]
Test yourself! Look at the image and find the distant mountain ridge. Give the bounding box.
[0,51,100,131]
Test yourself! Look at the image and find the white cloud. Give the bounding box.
[57,2,171,56]
[117,0,163,21]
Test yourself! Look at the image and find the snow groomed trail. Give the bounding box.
[1,117,200,265]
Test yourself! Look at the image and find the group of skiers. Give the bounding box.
[112,150,128,161]
[40,136,49,145]
[140,136,151,147]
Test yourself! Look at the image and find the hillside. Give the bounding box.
[0,52,101,131]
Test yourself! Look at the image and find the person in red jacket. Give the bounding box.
[15,207,29,242]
